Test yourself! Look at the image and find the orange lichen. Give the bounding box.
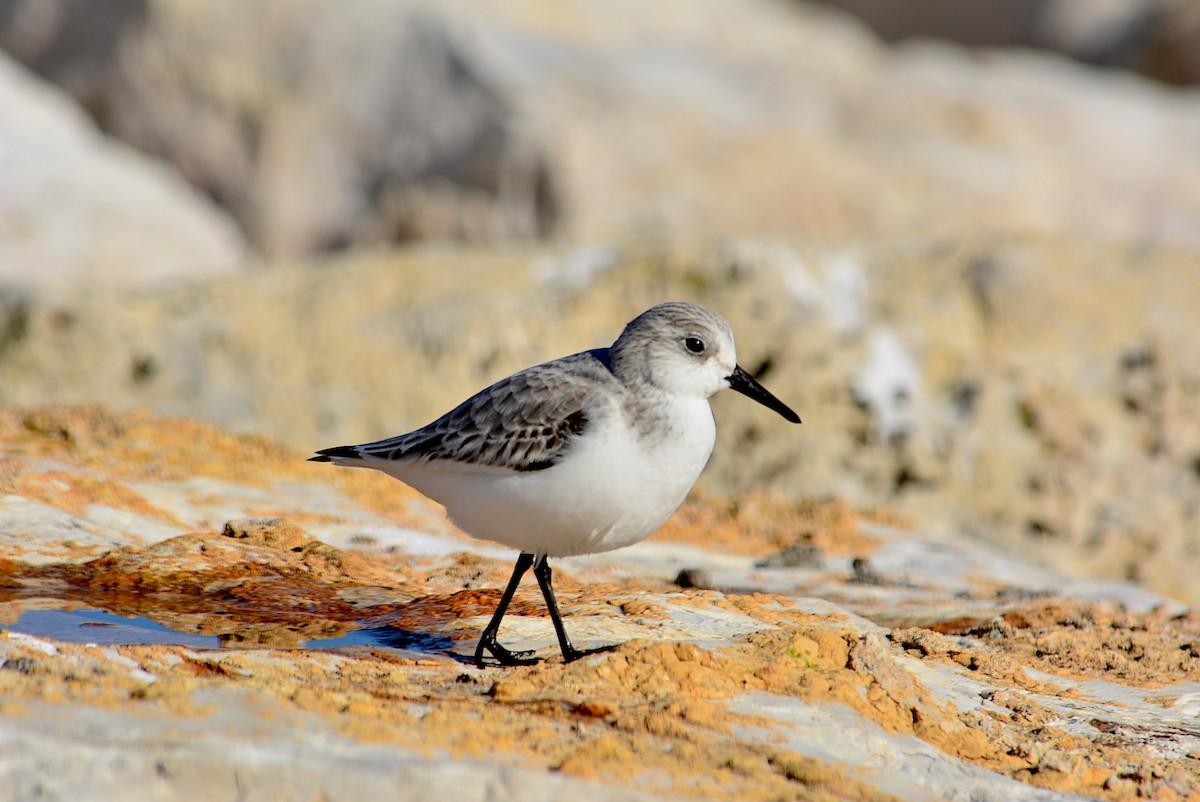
[928,602,1200,687]
[13,470,186,526]
[3,406,1199,801]
[0,406,427,526]
[656,491,883,557]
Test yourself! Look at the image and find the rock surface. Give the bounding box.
[0,0,1198,602]
[0,241,1198,604]
[812,0,1200,87]
[1,407,1198,801]
[0,10,1198,794]
[0,51,245,290]
[0,0,558,258]
[2,0,1199,254]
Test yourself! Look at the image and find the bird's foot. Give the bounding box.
[474,632,540,668]
[560,642,620,663]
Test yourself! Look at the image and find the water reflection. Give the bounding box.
[0,590,455,655]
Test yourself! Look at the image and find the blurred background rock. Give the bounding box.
[0,0,1197,601]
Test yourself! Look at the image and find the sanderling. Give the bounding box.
[311,302,800,666]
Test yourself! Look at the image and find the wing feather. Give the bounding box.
[313,350,613,473]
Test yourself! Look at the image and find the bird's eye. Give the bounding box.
[684,337,706,354]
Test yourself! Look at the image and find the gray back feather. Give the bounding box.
[352,349,616,472]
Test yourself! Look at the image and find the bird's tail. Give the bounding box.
[308,444,365,463]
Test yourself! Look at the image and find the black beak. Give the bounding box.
[727,365,801,423]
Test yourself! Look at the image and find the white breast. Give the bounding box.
[385,396,716,557]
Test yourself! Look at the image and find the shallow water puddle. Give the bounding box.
[8,608,221,648]
[2,605,456,653]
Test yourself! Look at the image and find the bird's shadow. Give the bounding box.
[316,625,458,655]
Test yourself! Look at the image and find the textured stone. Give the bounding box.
[1,237,1198,602]
[1,407,1198,801]
[0,5,1196,609]
[0,51,244,290]
[0,0,557,258]
[2,0,1198,253]
[812,0,1200,87]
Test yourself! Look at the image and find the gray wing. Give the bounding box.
[312,350,615,472]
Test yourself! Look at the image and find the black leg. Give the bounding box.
[531,555,617,663]
[474,552,539,668]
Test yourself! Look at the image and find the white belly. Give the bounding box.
[384,398,716,557]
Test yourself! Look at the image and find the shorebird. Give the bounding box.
[311,302,800,666]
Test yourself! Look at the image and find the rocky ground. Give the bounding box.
[2,3,1200,799]
[1,0,1199,604]
[1,407,1197,801]
[2,242,1198,607]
